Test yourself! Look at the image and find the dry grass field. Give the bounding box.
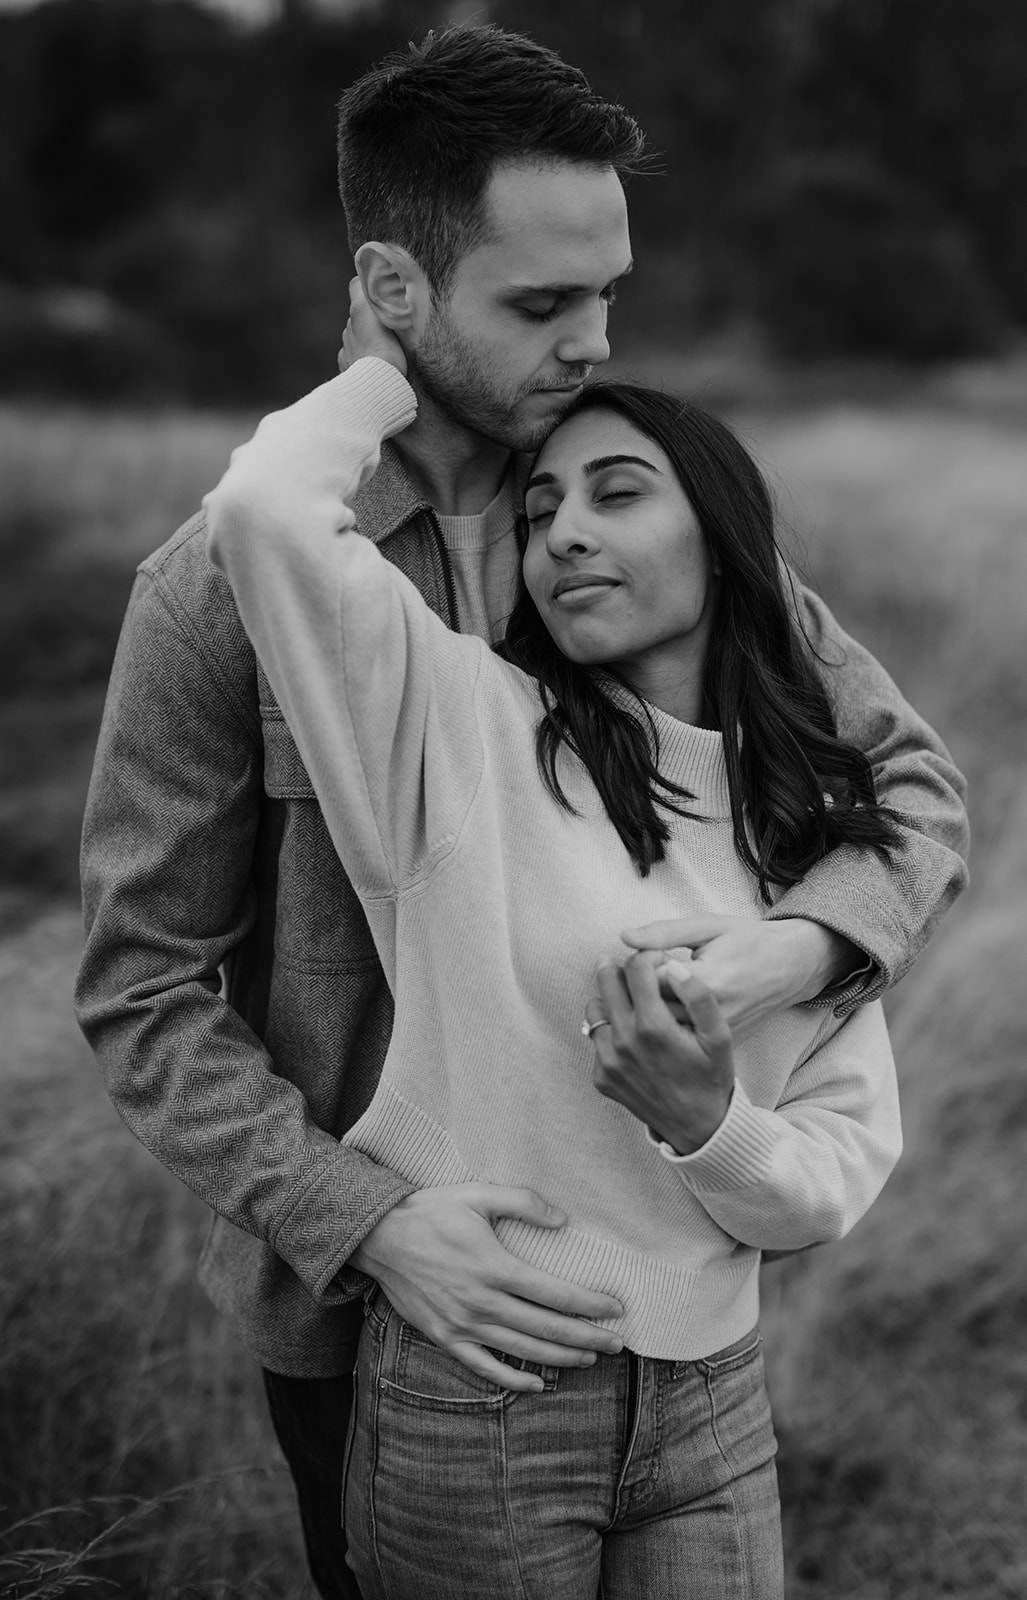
[1,364,1025,1597]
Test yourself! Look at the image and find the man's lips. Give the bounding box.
[551,574,620,604]
[532,373,590,396]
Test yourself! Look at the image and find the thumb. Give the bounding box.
[471,1184,567,1229]
[621,914,734,952]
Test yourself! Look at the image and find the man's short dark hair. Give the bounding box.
[337,24,647,297]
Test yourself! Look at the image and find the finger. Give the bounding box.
[493,1262,625,1329]
[461,1186,625,1325]
[469,1183,567,1229]
[582,997,613,1049]
[620,914,733,951]
[622,948,676,1027]
[659,957,694,1003]
[655,964,694,1023]
[672,972,734,1055]
[449,1340,547,1393]
[596,963,633,1033]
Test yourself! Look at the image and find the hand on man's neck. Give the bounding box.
[390,385,517,518]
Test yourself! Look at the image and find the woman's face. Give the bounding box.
[522,407,716,705]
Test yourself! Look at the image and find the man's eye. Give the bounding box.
[518,302,561,323]
[601,285,619,307]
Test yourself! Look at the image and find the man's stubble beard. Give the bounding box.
[410,307,574,455]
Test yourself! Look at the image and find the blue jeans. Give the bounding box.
[343,1291,783,1599]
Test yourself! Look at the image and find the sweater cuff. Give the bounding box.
[646,1081,777,1190]
[321,357,418,444]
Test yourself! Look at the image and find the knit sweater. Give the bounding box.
[205,358,902,1361]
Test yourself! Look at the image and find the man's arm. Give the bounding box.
[75,551,414,1298]
[772,583,969,1004]
[623,585,969,1029]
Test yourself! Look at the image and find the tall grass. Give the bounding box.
[2,378,1025,1595]
[0,913,311,1598]
[748,392,1027,1599]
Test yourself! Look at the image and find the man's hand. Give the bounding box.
[588,951,734,1155]
[621,914,866,1039]
[337,275,407,376]
[349,1183,624,1394]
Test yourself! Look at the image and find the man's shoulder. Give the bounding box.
[141,506,223,593]
[780,566,851,667]
[132,509,260,700]
[138,507,246,628]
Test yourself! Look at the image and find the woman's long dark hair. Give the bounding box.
[500,381,903,898]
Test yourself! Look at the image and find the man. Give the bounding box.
[75,24,968,1600]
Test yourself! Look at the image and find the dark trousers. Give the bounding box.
[262,1366,365,1600]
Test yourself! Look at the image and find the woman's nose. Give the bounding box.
[546,502,598,559]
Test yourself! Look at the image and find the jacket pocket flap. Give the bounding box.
[262,715,316,799]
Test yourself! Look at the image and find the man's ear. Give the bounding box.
[355,242,430,337]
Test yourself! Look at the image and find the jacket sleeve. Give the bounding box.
[768,582,970,1011]
[74,535,416,1308]
[651,1002,901,1252]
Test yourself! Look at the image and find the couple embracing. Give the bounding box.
[78,24,968,1600]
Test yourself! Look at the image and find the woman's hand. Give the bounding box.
[338,275,408,375]
[586,950,735,1155]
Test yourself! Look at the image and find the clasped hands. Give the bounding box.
[585,947,734,1157]
[582,910,857,1155]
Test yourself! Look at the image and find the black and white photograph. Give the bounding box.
[1,2,1022,1596]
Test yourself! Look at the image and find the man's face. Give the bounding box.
[408,160,633,453]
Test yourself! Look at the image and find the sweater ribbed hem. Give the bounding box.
[493,1217,761,1361]
[343,1087,763,1361]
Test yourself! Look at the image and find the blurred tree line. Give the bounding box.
[1,0,1025,403]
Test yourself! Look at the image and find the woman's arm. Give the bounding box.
[204,358,486,895]
[588,955,901,1253]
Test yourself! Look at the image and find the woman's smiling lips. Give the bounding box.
[551,573,621,606]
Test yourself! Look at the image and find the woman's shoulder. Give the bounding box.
[474,643,544,718]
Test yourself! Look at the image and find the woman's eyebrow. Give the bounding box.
[583,454,661,476]
[526,455,661,495]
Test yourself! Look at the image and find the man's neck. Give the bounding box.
[390,386,513,517]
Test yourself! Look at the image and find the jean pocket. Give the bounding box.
[694,1327,763,1377]
[377,1308,514,1414]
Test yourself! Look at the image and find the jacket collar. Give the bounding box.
[351,440,534,546]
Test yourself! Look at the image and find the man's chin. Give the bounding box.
[505,398,580,453]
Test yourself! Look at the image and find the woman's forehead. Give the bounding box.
[533,407,662,478]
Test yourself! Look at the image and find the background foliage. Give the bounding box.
[2,0,1026,402]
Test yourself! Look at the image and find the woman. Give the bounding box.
[205,355,903,1599]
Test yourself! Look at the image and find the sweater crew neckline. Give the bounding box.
[594,674,734,817]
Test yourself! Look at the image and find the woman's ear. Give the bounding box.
[355,242,430,339]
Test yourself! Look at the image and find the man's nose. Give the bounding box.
[555,300,610,369]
